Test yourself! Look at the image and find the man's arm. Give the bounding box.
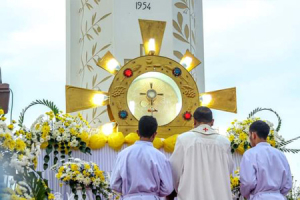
[158,159,174,197]
[169,138,184,192]
[240,152,257,199]
[280,155,293,195]
[110,156,122,193]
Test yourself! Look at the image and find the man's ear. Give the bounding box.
[252,132,257,140]
[209,119,214,127]
[152,132,157,139]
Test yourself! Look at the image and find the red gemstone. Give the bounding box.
[124,69,133,77]
[184,112,192,120]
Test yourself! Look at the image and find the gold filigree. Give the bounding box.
[182,85,196,98]
[111,86,126,97]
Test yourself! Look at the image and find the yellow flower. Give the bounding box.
[56,172,62,179]
[12,120,16,124]
[84,164,90,170]
[15,139,26,152]
[58,127,65,133]
[239,132,248,141]
[48,193,55,199]
[70,164,78,171]
[228,134,235,142]
[4,133,12,140]
[42,125,50,134]
[232,177,239,187]
[236,143,245,155]
[1,116,6,121]
[7,124,14,130]
[26,132,32,140]
[59,183,63,187]
[0,109,4,115]
[269,140,276,147]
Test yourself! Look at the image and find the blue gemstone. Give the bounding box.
[119,111,128,119]
[173,68,181,76]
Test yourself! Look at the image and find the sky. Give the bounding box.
[1,0,300,184]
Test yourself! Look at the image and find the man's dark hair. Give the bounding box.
[249,120,270,139]
[193,106,213,123]
[138,116,158,138]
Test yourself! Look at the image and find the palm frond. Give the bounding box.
[279,148,300,154]
[277,136,300,148]
[247,107,282,132]
[18,99,59,127]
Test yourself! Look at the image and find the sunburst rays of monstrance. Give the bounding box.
[66,19,237,138]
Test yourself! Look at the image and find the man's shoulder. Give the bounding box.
[178,131,195,140]
[215,134,230,144]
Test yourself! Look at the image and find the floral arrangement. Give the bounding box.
[227,108,300,155]
[53,158,119,200]
[0,109,54,200]
[230,169,241,199]
[16,99,92,169]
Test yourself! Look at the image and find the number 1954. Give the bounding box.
[136,2,151,10]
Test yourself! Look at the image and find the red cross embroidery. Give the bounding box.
[203,128,208,132]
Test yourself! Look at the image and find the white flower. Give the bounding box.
[83,177,91,185]
[46,135,51,141]
[70,140,78,147]
[76,174,84,183]
[92,178,101,187]
[40,138,44,143]
[56,136,62,142]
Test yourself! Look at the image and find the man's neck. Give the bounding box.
[140,137,153,142]
[253,139,267,147]
[195,122,211,128]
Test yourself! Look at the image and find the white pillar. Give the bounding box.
[66,0,205,127]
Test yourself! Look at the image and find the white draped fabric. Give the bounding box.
[37,145,241,200]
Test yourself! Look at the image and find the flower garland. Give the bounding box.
[52,158,119,200]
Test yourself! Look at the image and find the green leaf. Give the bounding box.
[92,43,97,56]
[43,163,48,170]
[100,44,111,52]
[86,3,93,10]
[93,27,99,35]
[46,145,53,154]
[87,65,94,71]
[87,34,94,41]
[173,50,183,60]
[173,33,189,43]
[86,147,92,155]
[184,24,189,40]
[177,12,183,29]
[44,155,50,163]
[54,156,58,165]
[175,2,188,9]
[99,13,111,21]
[173,20,182,34]
[92,13,97,25]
